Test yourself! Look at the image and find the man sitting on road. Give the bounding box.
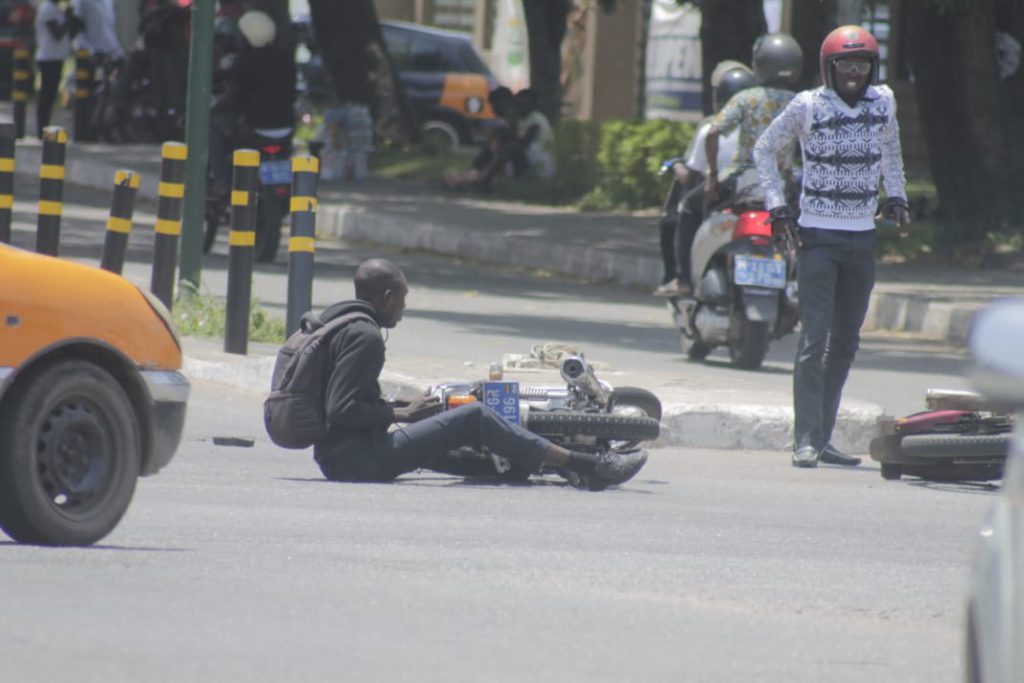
[312,258,648,490]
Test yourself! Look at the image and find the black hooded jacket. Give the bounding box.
[319,299,395,439]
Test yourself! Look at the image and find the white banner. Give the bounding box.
[490,0,530,91]
[645,0,703,122]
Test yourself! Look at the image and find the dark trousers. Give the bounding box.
[36,60,63,138]
[315,403,550,482]
[793,227,877,452]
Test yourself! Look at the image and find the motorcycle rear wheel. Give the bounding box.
[729,316,770,370]
[255,190,288,263]
[526,412,660,442]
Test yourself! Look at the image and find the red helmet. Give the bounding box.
[820,25,879,89]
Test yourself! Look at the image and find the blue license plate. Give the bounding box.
[733,254,786,289]
[259,160,292,185]
[483,381,520,426]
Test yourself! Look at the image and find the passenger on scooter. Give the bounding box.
[703,32,803,216]
[653,63,756,297]
[209,10,296,197]
[311,258,648,490]
[753,25,910,469]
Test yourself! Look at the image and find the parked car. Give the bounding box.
[292,16,502,148]
[0,245,190,546]
[964,298,1024,683]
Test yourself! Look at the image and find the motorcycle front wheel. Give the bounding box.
[728,315,770,370]
[255,189,288,263]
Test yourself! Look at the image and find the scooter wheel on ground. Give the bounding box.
[880,463,903,480]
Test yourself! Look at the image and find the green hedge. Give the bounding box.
[547,118,695,211]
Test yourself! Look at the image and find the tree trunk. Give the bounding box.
[698,0,767,115]
[521,0,572,125]
[906,0,1010,241]
[996,0,1024,220]
[788,0,833,89]
[308,0,418,145]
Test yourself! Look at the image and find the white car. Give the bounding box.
[965,298,1024,682]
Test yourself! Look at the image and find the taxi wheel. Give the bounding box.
[0,360,141,546]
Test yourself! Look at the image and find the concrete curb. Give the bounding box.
[182,349,883,453]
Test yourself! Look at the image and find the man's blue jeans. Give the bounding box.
[793,227,877,452]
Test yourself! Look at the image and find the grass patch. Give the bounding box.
[174,283,286,344]
[369,145,472,181]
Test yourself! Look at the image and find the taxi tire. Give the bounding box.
[0,360,141,546]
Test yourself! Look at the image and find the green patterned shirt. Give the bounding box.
[712,86,798,174]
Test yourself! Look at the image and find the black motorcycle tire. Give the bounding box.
[526,411,660,442]
[202,198,221,254]
[683,335,712,361]
[608,387,662,421]
[899,433,1011,458]
[255,190,287,263]
[729,316,770,370]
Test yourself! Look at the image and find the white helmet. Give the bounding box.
[238,10,276,49]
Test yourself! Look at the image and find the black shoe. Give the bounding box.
[819,444,861,466]
[792,445,819,468]
[567,449,648,490]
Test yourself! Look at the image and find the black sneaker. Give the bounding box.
[792,445,819,468]
[573,449,648,491]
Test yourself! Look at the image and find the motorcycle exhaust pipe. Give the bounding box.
[560,356,610,406]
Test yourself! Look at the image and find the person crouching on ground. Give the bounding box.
[753,25,910,469]
[313,258,648,490]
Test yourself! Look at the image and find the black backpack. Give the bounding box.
[263,310,377,449]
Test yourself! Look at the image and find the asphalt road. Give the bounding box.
[1,380,991,682]
[1,182,993,681]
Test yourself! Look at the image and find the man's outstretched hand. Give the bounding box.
[392,395,443,423]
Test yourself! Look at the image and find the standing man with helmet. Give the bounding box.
[654,62,758,297]
[702,32,804,215]
[753,25,910,468]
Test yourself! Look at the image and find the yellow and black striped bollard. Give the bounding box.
[224,148,259,355]
[0,120,14,243]
[100,170,139,275]
[73,49,95,142]
[35,126,66,256]
[150,141,187,309]
[286,155,319,335]
[11,47,31,139]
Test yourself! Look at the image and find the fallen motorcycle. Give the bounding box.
[869,389,1012,482]
[427,356,661,487]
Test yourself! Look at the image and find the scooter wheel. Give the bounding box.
[880,464,903,481]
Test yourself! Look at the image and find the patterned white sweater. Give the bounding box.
[753,85,907,231]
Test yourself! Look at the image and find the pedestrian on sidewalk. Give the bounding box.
[311,258,647,490]
[34,0,72,138]
[753,25,911,469]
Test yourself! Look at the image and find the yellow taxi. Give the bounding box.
[0,244,189,546]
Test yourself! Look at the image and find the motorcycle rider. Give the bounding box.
[753,25,910,468]
[702,32,803,215]
[209,9,296,197]
[311,258,648,490]
[654,63,757,297]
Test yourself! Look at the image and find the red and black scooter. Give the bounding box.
[666,168,800,370]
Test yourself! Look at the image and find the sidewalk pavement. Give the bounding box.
[11,136,1024,454]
